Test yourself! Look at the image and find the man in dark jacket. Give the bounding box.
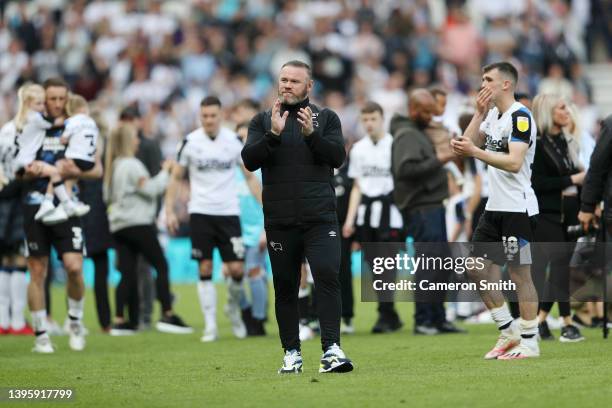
[242,60,353,374]
[579,115,612,233]
[391,89,464,335]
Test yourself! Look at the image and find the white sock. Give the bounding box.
[519,318,539,350]
[43,193,54,204]
[68,297,84,321]
[197,280,217,332]
[10,271,28,330]
[32,309,48,335]
[298,285,311,299]
[53,182,70,203]
[0,271,10,330]
[227,277,243,305]
[490,303,514,333]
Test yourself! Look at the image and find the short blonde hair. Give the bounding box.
[532,93,566,136]
[66,93,88,116]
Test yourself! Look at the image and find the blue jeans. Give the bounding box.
[403,206,449,326]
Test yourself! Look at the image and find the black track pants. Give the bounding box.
[266,223,341,352]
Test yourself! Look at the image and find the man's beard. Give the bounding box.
[279,89,308,105]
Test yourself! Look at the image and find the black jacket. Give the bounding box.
[241,98,345,228]
[581,115,612,221]
[390,114,448,212]
[531,133,581,218]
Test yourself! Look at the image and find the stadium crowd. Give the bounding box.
[0,0,610,352]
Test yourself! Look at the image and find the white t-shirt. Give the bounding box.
[177,127,243,216]
[14,111,51,170]
[348,133,394,197]
[348,133,402,228]
[64,113,99,163]
[479,102,538,216]
[0,120,17,180]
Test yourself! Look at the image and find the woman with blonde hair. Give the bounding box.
[105,124,191,336]
[531,93,585,342]
[565,102,596,171]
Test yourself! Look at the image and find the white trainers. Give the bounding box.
[319,343,354,373]
[35,199,56,221]
[200,327,218,342]
[32,335,55,354]
[46,319,65,336]
[278,349,303,374]
[42,205,69,225]
[65,200,90,217]
[497,342,540,360]
[299,323,315,341]
[340,321,355,335]
[224,303,246,339]
[484,333,521,360]
[63,317,89,336]
[68,321,86,351]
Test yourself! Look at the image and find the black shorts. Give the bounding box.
[72,159,95,172]
[471,210,537,266]
[189,214,244,262]
[0,240,26,259]
[23,204,84,258]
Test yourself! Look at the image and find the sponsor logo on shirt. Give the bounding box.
[195,159,234,171]
[42,137,65,153]
[484,134,509,153]
[361,165,391,178]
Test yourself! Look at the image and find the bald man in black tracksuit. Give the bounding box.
[242,60,353,374]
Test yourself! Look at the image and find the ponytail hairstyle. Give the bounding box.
[14,83,45,132]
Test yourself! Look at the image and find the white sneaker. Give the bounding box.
[46,319,65,336]
[224,303,246,339]
[278,349,303,374]
[41,205,69,225]
[497,342,540,360]
[546,316,563,330]
[68,321,86,351]
[35,199,56,221]
[64,200,90,217]
[200,327,218,342]
[299,323,315,341]
[63,317,89,336]
[340,321,355,335]
[32,335,55,354]
[484,332,521,360]
[319,343,354,373]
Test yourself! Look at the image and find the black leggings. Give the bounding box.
[266,223,341,352]
[113,225,172,326]
[532,215,573,317]
[91,251,111,329]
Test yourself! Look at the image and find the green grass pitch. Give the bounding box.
[2,283,611,407]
